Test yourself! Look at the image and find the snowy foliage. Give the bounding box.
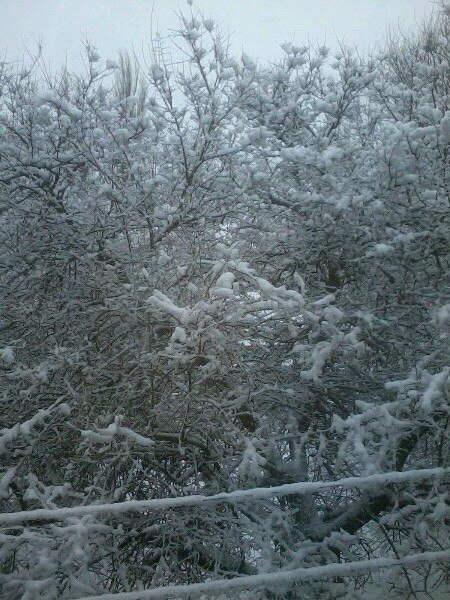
[0,5,449,599]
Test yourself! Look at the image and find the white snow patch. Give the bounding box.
[0,346,14,365]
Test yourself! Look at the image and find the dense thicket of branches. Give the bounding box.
[0,5,449,599]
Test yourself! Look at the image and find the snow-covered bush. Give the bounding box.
[0,5,448,599]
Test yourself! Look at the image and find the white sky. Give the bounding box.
[0,0,434,71]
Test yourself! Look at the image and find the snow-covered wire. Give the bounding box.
[76,550,450,599]
[0,467,447,526]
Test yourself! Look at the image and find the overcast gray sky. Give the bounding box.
[0,0,434,71]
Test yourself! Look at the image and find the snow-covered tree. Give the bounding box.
[0,5,448,599]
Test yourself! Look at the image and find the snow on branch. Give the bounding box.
[0,400,70,454]
[76,550,450,599]
[0,467,447,526]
